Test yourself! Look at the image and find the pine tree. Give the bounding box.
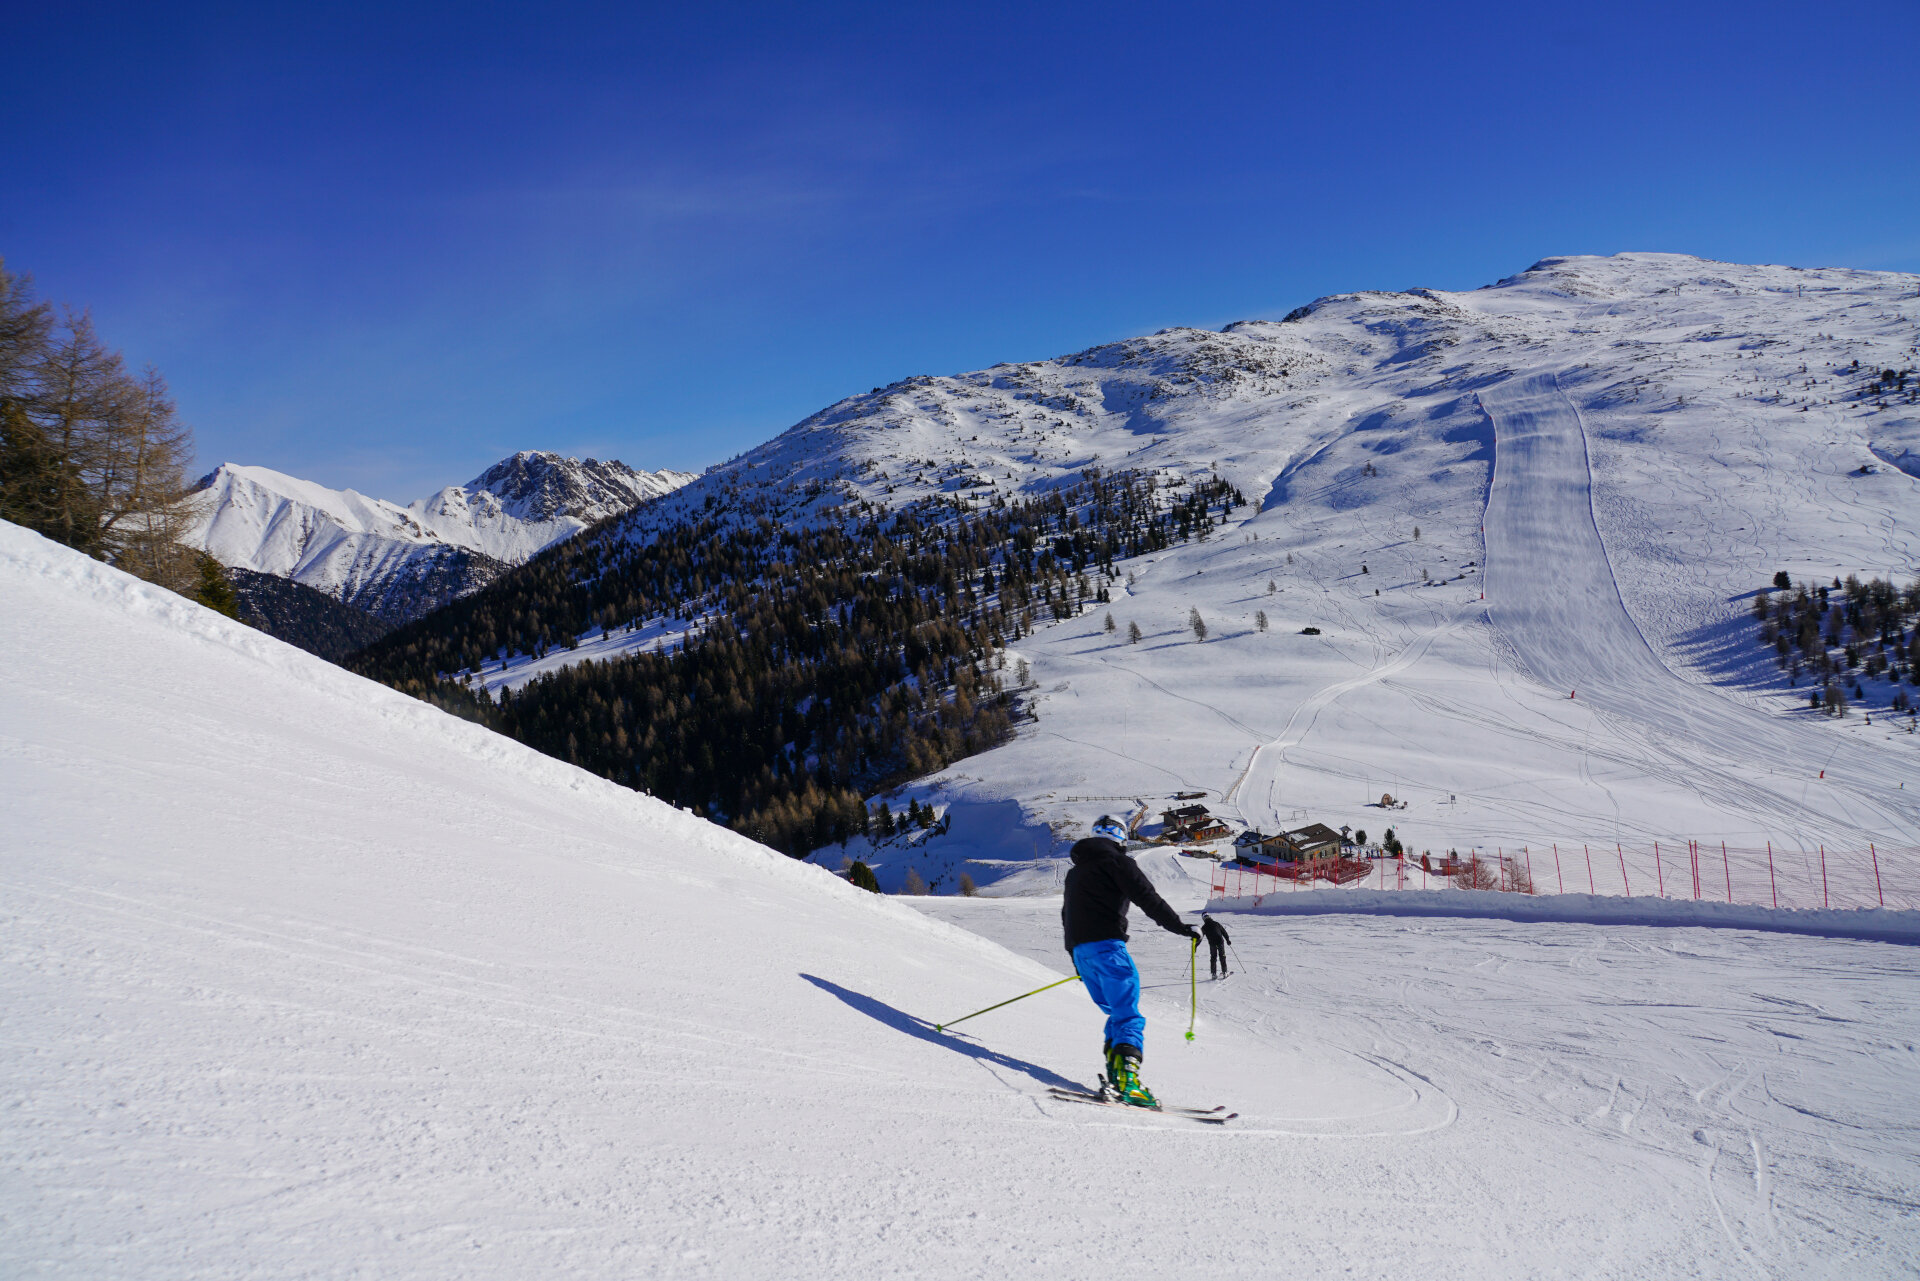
[1104,612,1116,633]
[846,860,881,893]
[958,873,977,896]
[0,262,199,589]
[902,867,928,895]
[1189,608,1207,641]
[192,553,239,619]
[1127,620,1142,644]
[1255,610,1268,632]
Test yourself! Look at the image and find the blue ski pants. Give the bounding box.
[1072,938,1145,1053]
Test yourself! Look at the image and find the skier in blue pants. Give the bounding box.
[1064,816,1200,1107]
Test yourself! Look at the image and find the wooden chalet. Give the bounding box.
[1158,803,1231,843]
[1161,804,1211,832]
[1257,823,1346,860]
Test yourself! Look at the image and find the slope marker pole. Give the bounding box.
[1618,844,1631,897]
[1820,845,1829,908]
[1767,842,1778,909]
[1585,845,1595,895]
[1524,846,1534,893]
[1553,844,1564,894]
[1871,844,1884,908]
[1722,842,1732,904]
[1654,842,1664,898]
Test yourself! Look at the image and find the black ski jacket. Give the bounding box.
[1201,917,1230,947]
[1062,837,1195,953]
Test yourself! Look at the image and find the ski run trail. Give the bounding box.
[9,251,1920,1275]
[785,253,1920,897]
[7,520,1920,1276]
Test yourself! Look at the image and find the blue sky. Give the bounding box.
[7,1,1917,499]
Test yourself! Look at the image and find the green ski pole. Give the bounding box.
[934,974,1081,1033]
[1185,937,1199,1042]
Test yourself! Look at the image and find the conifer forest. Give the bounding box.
[351,469,1246,855]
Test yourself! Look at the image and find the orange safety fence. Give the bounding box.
[1207,842,1920,913]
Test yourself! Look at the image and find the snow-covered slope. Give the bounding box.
[187,452,696,622]
[7,517,1919,1277]
[626,252,1915,539]
[657,251,1916,886]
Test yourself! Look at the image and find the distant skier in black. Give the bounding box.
[1064,815,1201,1108]
[1200,913,1231,979]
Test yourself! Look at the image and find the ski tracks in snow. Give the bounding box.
[1479,370,1918,846]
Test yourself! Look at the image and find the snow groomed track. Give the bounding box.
[1479,371,1916,849]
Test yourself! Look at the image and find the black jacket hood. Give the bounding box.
[1061,836,1191,953]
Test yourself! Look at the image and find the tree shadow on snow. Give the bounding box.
[800,974,1083,1091]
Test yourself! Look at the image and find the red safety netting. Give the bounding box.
[1207,842,1920,912]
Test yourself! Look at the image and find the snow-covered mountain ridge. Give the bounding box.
[613,252,1917,543]
[403,252,1919,883]
[187,451,695,623]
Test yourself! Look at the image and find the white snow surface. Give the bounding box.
[743,253,1920,893]
[912,893,1920,1279]
[186,452,695,619]
[9,518,1920,1278]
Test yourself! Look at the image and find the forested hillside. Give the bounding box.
[350,469,1244,854]
[231,569,394,661]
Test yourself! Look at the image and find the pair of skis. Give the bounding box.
[1046,1083,1236,1124]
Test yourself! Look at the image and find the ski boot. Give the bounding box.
[1102,1043,1158,1109]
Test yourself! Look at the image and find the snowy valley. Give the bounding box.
[374,253,1918,892]
[8,250,1920,1278]
[5,520,1919,1278]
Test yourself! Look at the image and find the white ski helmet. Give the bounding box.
[1091,815,1128,842]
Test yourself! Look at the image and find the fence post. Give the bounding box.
[1585,844,1595,894]
[1767,841,1777,909]
[1618,844,1630,897]
[1654,842,1664,898]
[1722,842,1731,904]
[1872,844,1884,908]
[1820,845,1829,909]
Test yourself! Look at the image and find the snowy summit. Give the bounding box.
[186,451,695,622]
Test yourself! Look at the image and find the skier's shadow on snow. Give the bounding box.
[800,974,1082,1091]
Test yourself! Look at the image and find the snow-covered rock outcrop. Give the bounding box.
[187,452,695,622]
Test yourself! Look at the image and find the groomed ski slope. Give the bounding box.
[917,894,1920,1279]
[1478,372,1913,849]
[7,520,1920,1277]
[815,254,1920,895]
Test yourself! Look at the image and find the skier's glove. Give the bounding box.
[1182,925,1202,941]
